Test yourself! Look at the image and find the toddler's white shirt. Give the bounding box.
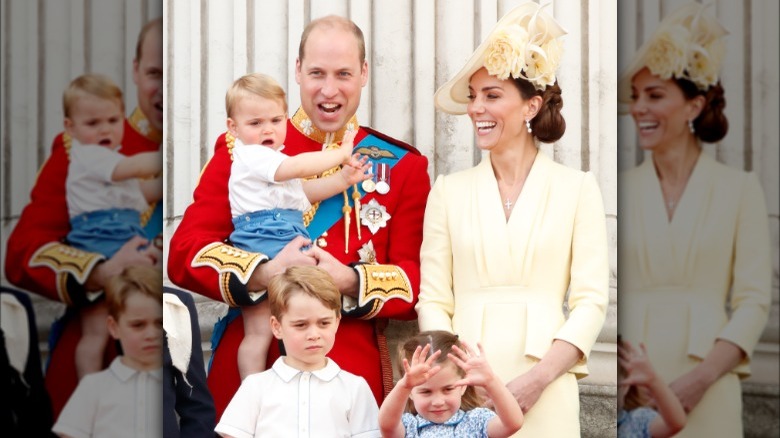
[228,138,312,217]
[66,140,149,217]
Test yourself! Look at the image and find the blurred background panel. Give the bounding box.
[617,1,779,436]
[0,0,162,394]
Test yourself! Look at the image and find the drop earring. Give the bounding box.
[688,119,695,134]
[525,119,532,133]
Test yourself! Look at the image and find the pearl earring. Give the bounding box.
[525,119,532,133]
[688,119,695,134]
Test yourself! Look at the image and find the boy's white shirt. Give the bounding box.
[215,357,381,438]
[52,357,163,438]
[228,138,311,218]
[66,140,149,217]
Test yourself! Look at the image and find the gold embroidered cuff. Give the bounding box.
[353,264,413,319]
[30,242,105,286]
[192,242,268,285]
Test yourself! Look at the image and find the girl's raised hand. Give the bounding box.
[400,344,442,389]
[449,341,496,388]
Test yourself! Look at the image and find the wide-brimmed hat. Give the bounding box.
[434,2,567,115]
[618,3,727,105]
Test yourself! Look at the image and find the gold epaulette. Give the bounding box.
[30,242,105,303]
[191,242,268,285]
[354,264,413,319]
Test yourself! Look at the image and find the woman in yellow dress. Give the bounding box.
[617,4,771,437]
[416,3,609,436]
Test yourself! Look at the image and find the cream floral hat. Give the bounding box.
[434,2,567,115]
[618,3,727,104]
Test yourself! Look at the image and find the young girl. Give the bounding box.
[617,337,686,438]
[378,330,523,438]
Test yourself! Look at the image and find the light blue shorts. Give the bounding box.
[230,208,310,259]
[67,208,146,258]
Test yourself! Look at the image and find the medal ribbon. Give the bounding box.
[306,133,408,239]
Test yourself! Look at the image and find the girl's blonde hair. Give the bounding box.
[397,330,483,414]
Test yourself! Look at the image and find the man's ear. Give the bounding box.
[270,315,283,339]
[295,58,302,85]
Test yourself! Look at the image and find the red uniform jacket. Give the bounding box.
[4,109,161,419]
[168,109,431,417]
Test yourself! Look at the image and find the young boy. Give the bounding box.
[61,73,162,380]
[215,266,380,438]
[52,266,163,438]
[223,73,371,381]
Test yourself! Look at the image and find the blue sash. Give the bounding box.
[307,133,408,239]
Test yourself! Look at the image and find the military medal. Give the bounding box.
[360,199,391,234]
[361,161,377,193]
[375,163,390,194]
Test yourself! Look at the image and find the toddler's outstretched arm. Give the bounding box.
[619,341,686,438]
[449,342,524,438]
[378,345,442,438]
[112,150,163,181]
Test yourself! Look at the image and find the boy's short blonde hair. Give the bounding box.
[225,73,287,118]
[268,266,341,320]
[105,266,162,320]
[63,73,124,118]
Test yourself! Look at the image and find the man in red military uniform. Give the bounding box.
[168,15,431,417]
[4,18,163,420]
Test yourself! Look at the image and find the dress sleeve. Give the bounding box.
[553,172,609,376]
[416,175,456,333]
[716,173,771,376]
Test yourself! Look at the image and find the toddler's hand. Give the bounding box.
[338,129,358,162]
[340,154,372,185]
[401,344,442,389]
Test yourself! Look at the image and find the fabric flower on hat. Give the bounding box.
[644,25,690,81]
[485,24,528,81]
[687,39,725,89]
[524,37,563,90]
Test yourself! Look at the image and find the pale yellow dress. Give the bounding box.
[619,152,771,437]
[417,151,609,437]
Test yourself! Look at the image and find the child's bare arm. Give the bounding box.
[274,129,357,182]
[378,345,442,438]
[449,343,524,438]
[301,154,371,203]
[112,150,162,181]
[620,342,686,438]
[139,176,162,204]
